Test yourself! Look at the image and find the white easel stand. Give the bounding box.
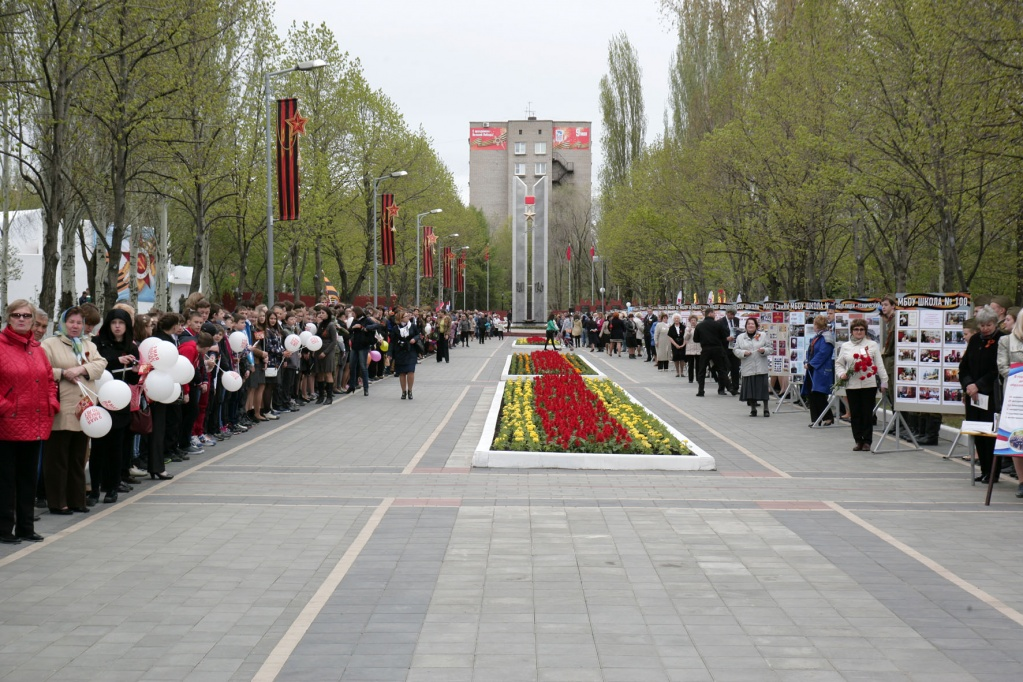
[871,393,921,453]
[773,379,808,414]
[944,430,978,485]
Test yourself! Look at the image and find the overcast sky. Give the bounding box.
[274,0,678,203]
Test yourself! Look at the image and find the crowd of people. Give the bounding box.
[0,294,494,545]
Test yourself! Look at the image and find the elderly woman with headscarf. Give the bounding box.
[41,307,107,514]
[91,308,139,504]
[0,300,61,543]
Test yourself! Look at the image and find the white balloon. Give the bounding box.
[149,340,179,372]
[228,331,249,353]
[80,406,112,438]
[424,324,432,335]
[95,370,114,389]
[299,330,312,345]
[305,323,317,333]
[305,335,323,351]
[138,337,159,362]
[284,334,302,352]
[170,355,195,384]
[157,382,181,404]
[221,370,243,392]
[98,380,132,411]
[144,369,175,402]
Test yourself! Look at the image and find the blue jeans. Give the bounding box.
[348,348,371,392]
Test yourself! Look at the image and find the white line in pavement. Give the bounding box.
[0,400,342,568]
[647,389,792,478]
[470,338,505,383]
[402,385,471,474]
[825,501,1023,628]
[252,497,394,682]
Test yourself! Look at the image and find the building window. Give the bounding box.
[534,162,547,175]
[534,142,547,154]
[514,163,526,176]
[514,142,526,155]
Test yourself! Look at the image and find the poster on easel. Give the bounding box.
[994,363,1023,457]
[758,301,793,377]
[832,299,882,355]
[787,300,831,378]
[893,293,970,415]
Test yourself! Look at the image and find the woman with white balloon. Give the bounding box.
[312,306,338,405]
[90,309,139,504]
[0,300,61,543]
[145,313,184,481]
[41,307,108,514]
[247,306,271,422]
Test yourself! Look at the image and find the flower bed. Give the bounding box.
[514,336,560,347]
[508,350,597,376]
[492,375,689,455]
[475,377,715,470]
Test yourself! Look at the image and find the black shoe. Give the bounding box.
[86,495,98,507]
[0,534,22,544]
[35,498,47,509]
[730,389,739,396]
[122,476,140,485]
[17,532,43,542]
[763,409,770,418]
[695,392,705,397]
[117,483,132,493]
[103,492,118,504]
[1016,484,1023,498]
[70,506,90,513]
[364,389,369,396]
[150,471,174,480]
[401,391,407,400]
[718,390,727,395]
[408,391,413,400]
[49,508,73,515]
[749,409,757,417]
[324,392,333,405]
[975,475,989,484]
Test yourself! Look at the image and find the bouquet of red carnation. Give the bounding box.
[831,350,878,393]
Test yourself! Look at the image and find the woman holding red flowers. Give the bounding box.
[835,318,888,451]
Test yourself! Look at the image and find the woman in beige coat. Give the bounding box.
[41,307,107,514]
[654,313,672,370]
[682,313,701,382]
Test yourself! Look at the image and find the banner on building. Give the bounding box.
[553,127,591,150]
[380,193,398,266]
[276,98,304,221]
[469,127,508,150]
[457,252,466,293]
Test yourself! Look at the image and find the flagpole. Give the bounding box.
[568,251,572,311]
[486,258,490,311]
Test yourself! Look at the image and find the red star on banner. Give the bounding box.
[386,203,400,218]
[285,111,308,136]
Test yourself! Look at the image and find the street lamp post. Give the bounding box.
[458,246,469,312]
[600,286,606,314]
[372,170,408,307]
[264,59,327,307]
[415,208,442,308]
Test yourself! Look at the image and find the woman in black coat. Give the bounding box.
[959,306,1004,483]
[390,311,421,400]
[92,309,139,504]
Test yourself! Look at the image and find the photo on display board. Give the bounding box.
[917,386,941,403]
[944,330,966,345]
[899,311,919,327]
[898,329,919,344]
[919,349,941,363]
[944,348,964,363]
[943,368,960,383]
[899,347,919,363]
[919,310,944,328]
[898,366,918,382]
[835,328,850,343]
[920,329,943,344]
[944,388,964,403]
[920,367,941,383]
[898,385,918,400]
[945,311,967,326]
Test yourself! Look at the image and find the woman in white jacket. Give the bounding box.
[996,315,1023,497]
[734,317,770,417]
[835,318,889,450]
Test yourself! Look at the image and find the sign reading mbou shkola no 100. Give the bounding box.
[893,293,971,415]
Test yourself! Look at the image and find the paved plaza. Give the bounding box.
[2,338,1022,682]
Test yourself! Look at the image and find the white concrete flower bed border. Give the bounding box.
[500,352,606,380]
[473,377,717,471]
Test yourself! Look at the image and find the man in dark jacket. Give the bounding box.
[693,307,730,397]
[717,307,741,395]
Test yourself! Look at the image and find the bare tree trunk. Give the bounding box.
[314,238,323,301]
[0,99,10,317]
[156,201,169,310]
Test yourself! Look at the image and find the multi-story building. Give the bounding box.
[468,117,592,321]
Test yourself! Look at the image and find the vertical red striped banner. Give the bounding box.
[380,193,397,265]
[442,247,452,288]
[457,252,466,293]
[276,98,300,221]
[423,226,435,278]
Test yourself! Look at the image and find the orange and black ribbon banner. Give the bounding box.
[276,98,302,221]
[442,246,452,288]
[380,193,397,266]
[323,273,339,303]
[457,252,466,293]
[423,226,435,278]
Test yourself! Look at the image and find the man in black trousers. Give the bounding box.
[717,307,741,395]
[693,307,730,397]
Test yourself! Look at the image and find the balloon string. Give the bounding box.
[76,381,99,401]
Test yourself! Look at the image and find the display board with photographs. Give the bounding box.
[892,293,971,415]
[756,301,830,377]
[832,299,882,355]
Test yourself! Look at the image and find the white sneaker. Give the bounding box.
[129,466,147,477]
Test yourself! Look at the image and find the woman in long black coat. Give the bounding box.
[959,306,1004,484]
[92,309,139,504]
[390,311,421,400]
